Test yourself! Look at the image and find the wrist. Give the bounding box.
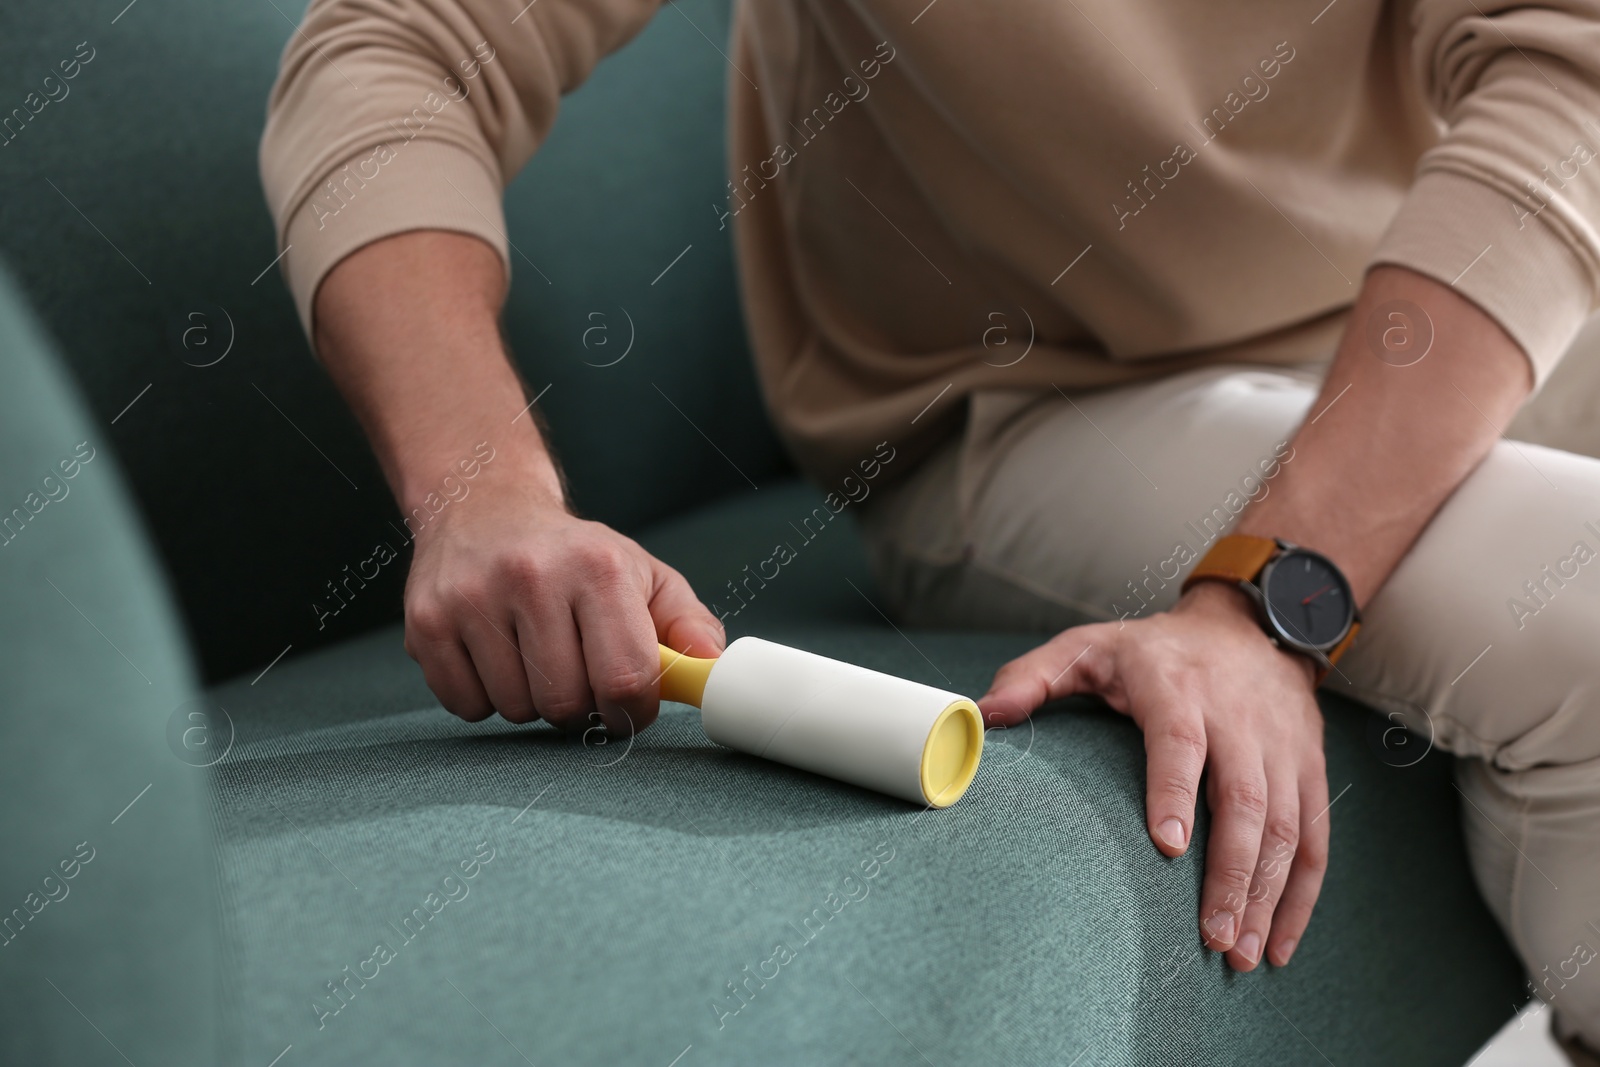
[1174,579,1257,626]
[311,230,572,517]
[1175,581,1319,687]
[396,437,567,519]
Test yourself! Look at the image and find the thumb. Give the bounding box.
[648,560,726,658]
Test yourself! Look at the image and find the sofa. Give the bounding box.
[0,1,1528,1063]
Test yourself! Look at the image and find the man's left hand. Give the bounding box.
[977,581,1330,971]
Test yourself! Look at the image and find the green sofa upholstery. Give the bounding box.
[0,1,1528,1064]
[0,265,217,1066]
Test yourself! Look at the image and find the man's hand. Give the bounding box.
[978,582,1329,971]
[312,230,724,737]
[969,264,1531,970]
[402,454,724,735]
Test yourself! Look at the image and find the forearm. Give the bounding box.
[307,228,723,731]
[312,230,565,514]
[1230,264,1534,606]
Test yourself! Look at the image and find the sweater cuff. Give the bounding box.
[1368,169,1594,387]
[277,139,510,341]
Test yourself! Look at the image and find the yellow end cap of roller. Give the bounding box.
[920,698,983,808]
[658,643,717,708]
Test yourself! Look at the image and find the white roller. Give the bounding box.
[659,637,984,807]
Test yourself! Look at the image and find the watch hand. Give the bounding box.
[1301,584,1333,606]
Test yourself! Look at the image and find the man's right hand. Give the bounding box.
[311,230,723,737]
[401,456,724,735]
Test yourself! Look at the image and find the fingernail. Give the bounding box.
[1204,911,1236,946]
[1156,818,1187,851]
[1235,932,1261,965]
[1274,938,1297,965]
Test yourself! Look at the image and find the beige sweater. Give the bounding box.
[261,0,1600,487]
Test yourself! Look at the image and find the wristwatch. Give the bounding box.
[1180,534,1360,682]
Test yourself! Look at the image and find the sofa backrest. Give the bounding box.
[0,0,785,682]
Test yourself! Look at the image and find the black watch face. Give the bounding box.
[1260,549,1354,652]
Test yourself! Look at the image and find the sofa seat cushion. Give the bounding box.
[207,485,1524,1066]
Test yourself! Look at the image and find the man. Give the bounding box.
[261,0,1600,1057]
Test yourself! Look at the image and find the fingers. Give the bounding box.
[405,604,494,723]
[407,539,660,734]
[1198,762,1269,955]
[571,543,662,737]
[1142,710,1207,858]
[458,610,540,724]
[977,627,1110,726]
[649,560,726,658]
[1265,767,1330,968]
[514,599,589,731]
[400,489,699,741]
[986,605,1330,970]
[1226,764,1300,971]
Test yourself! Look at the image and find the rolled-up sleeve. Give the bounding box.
[1370,0,1600,383]
[259,0,663,336]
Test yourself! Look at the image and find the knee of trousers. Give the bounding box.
[1464,601,1600,775]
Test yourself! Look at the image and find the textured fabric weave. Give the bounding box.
[205,483,1525,1065]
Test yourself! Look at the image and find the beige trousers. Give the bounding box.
[857,317,1600,1051]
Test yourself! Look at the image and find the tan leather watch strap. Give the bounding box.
[1185,535,1362,685]
[1316,620,1361,684]
[1180,534,1278,593]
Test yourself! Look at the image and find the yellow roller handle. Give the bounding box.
[658,644,718,708]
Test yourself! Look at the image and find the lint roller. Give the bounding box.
[657,637,984,808]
